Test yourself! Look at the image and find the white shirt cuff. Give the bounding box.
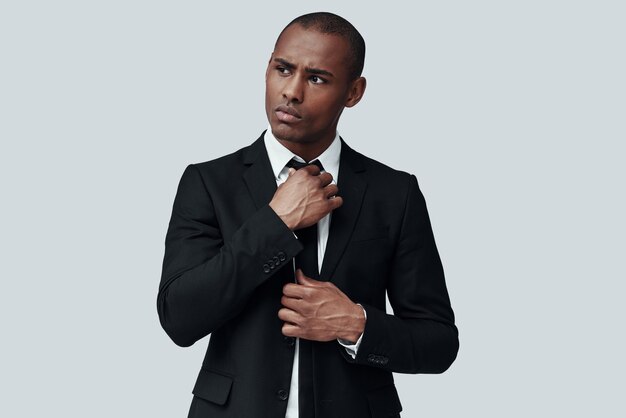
[337,304,367,359]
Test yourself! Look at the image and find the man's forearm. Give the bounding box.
[157,165,302,347]
[158,204,300,346]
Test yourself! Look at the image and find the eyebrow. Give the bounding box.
[273,58,334,78]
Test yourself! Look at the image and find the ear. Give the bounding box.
[345,76,367,108]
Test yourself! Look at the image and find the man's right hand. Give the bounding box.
[269,165,343,230]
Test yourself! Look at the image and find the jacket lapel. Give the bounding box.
[319,139,367,282]
[242,132,278,209]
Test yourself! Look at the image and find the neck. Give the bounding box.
[277,134,335,163]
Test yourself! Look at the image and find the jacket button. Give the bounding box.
[263,264,271,274]
[283,336,295,347]
[277,389,289,401]
[278,251,286,261]
[273,256,280,265]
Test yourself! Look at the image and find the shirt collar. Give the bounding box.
[263,127,342,181]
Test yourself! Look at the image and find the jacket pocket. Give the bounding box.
[367,384,402,417]
[192,368,233,406]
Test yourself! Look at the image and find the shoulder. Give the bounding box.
[342,141,416,187]
[186,134,265,180]
[364,154,412,180]
[193,148,244,174]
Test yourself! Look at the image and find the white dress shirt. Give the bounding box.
[263,128,364,418]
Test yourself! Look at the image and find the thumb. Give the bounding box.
[287,167,296,176]
[295,269,315,285]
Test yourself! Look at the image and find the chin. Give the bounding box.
[270,123,304,143]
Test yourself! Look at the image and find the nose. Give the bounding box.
[282,75,304,104]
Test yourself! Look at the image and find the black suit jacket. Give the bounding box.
[158,133,458,418]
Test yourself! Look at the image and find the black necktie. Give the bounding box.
[288,156,323,282]
[296,227,316,418]
[287,158,322,418]
[286,158,324,172]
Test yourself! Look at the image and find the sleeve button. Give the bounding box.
[276,389,289,401]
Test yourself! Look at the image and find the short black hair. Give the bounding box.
[276,12,366,81]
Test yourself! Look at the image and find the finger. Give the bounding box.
[281,323,302,337]
[295,268,309,285]
[301,164,321,176]
[287,167,296,176]
[278,307,302,324]
[283,282,307,298]
[324,184,339,198]
[281,295,303,311]
[317,172,333,187]
[296,269,327,288]
[327,195,344,211]
[296,270,322,286]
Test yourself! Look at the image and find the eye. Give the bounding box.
[309,75,326,84]
[276,66,291,76]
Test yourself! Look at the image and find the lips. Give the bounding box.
[275,104,302,123]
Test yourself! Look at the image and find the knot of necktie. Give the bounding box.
[286,158,324,172]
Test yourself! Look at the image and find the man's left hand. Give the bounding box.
[279,269,366,343]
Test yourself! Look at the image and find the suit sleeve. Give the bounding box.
[341,174,459,373]
[157,164,302,347]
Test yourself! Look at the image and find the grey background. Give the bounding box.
[1,1,624,417]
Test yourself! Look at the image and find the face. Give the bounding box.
[265,24,365,147]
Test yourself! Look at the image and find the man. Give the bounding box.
[158,12,458,418]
